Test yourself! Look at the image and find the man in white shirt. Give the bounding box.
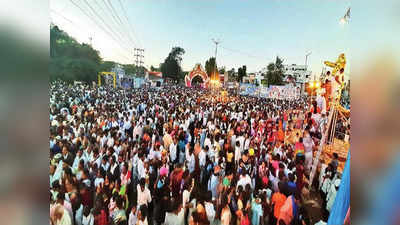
[198,147,206,169]
[72,149,86,171]
[316,93,327,115]
[137,153,146,180]
[236,134,245,153]
[137,178,152,208]
[169,138,178,164]
[164,202,184,225]
[236,172,252,190]
[186,146,195,173]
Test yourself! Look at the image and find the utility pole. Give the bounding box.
[89,36,93,46]
[211,38,221,83]
[305,51,312,69]
[212,38,221,60]
[134,48,145,76]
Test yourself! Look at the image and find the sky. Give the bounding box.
[50,0,355,76]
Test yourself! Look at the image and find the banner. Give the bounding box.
[243,84,300,99]
[239,84,257,96]
[266,85,300,99]
[134,78,145,88]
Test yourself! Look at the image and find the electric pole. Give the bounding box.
[211,38,221,81]
[305,51,312,69]
[212,38,221,60]
[134,48,144,76]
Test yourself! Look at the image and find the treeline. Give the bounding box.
[50,25,141,83]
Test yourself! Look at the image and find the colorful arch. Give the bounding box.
[185,64,209,88]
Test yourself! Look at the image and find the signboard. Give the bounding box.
[239,83,257,96]
[240,84,300,99]
[134,78,145,88]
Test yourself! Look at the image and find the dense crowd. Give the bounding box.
[49,80,347,225]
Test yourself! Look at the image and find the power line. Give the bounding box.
[79,0,134,50]
[50,11,131,62]
[220,46,271,61]
[51,9,81,28]
[91,0,135,49]
[99,0,137,47]
[68,0,133,61]
[117,0,142,48]
[69,0,123,47]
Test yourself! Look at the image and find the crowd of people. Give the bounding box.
[49,80,348,225]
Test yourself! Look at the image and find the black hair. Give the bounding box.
[139,205,148,218]
[139,178,146,186]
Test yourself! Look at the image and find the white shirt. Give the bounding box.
[237,174,252,189]
[94,178,104,188]
[204,202,215,222]
[82,214,94,225]
[182,189,191,209]
[128,211,137,225]
[164,209,185,225]
[137,159,146,179]
[137,185,152,207]
[198,150,206,168]
[244,138,250,150]
[204,138,212,152]
[316,94,327,115]
[169,143,177,162]
[236,136,245,152]
[55,208,72,225]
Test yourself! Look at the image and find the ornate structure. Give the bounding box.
[185,64,209,88]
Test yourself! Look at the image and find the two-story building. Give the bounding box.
[283,64,312,93]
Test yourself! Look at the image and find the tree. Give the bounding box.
[122,64,137,76]
[228,68,236,82]
[160,47,185,81]
[205,57,217,77]
[218,66,226,74]
[265,56,285,86]
[150,65,160,72]
[100,61,116,72]
[237,65,247,82]
[50,24,102,83]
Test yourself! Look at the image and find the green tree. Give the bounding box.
[237,65,247,82]
[160,47,185,81]
[100,61,116,72]
[265,56,285,86]
[122,64,137,76]
[218,66,226,74]
[205,57,217,77]
[228,68,236,82]
[150,65,160,72]
[50,24,102,83]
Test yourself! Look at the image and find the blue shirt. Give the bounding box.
[208,174,219,198]
[251,201,263,225]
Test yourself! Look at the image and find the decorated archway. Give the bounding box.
[185,64,209,88]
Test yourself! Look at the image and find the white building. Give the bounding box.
[283,64,311,93]
[283,64,311,83]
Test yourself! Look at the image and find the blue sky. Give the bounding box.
[51,0,354,75]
